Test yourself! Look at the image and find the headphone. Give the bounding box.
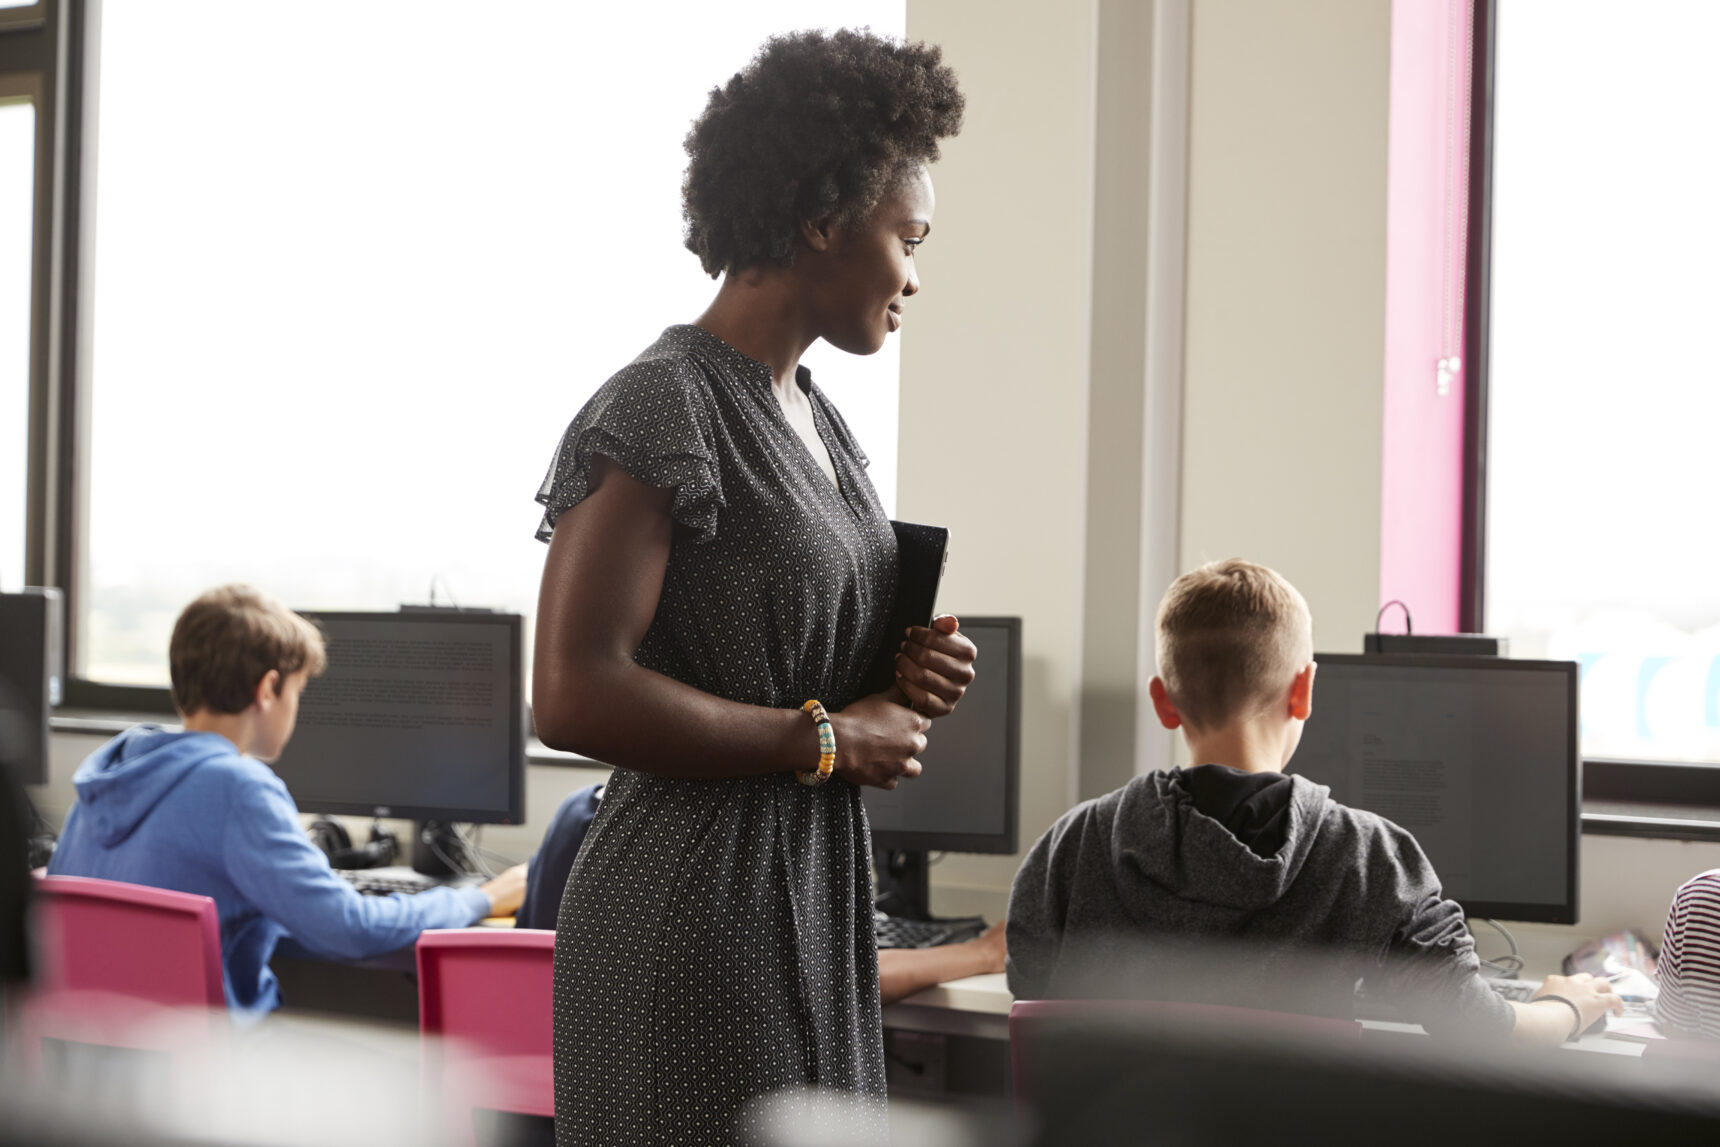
[306,816,399,870]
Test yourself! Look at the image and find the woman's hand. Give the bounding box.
[830,693,930,789]
[893,615,978,718]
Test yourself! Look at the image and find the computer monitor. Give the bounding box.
[864,616,1021,854]
[1288,653,1579,925]
[0,589,63,787]
[269,610,525,825]
[863,617,1020,919]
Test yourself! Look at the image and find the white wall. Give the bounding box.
[899,0,1098,918]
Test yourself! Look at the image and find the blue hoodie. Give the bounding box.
[48,725,490,1017]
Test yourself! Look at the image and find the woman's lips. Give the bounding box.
[887,310,902,332]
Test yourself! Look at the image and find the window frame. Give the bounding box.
[12,1,160,715]
[1461,0,1720,829]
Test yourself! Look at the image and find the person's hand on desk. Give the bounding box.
[479,863,529,918]
[1510,972,1625,1045]
[877,917,1008,1005]
[893,615,978,719]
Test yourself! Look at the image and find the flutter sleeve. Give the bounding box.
[535,356,725,544]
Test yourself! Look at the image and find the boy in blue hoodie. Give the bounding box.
[49,585,526,1017]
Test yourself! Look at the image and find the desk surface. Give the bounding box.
[886,972,1648,1056]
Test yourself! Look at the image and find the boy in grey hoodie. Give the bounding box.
[1007,559,1620,1045]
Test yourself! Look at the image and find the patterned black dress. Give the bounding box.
[535,325,897,1145]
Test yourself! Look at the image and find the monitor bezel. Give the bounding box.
[281,609,527,825]
[1296,652,1580,926]
[868,615,1021,856]
[0,590,58,788]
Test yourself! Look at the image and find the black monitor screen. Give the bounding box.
[0,590,60,787]
[1288,654,1578,924]
[271,611,525,824]
[863,617,1020,855]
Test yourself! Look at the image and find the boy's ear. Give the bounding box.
[254,668,282,710]
[1148,676,1183,731]
[1289,661,1317,721]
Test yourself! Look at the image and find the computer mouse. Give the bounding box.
[1581,1012,1608,1039]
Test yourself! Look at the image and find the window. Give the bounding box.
[1481,0,1720,767]
[76,2,905,689]
[0,92,31,592]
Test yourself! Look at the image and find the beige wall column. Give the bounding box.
[1080,0,1191,801]
[901,0,1099,917]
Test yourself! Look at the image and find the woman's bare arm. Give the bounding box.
[532,456,928,785]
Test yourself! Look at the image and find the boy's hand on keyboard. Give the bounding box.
[479,864,529,917]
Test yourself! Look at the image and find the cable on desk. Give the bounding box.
[1474,917,1525,977]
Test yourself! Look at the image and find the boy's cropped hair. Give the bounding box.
[169,585,327,716]
[1155,559,1312,731]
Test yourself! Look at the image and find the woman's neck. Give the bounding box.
[695,273,819,399]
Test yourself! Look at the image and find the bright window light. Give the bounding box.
[84,2,904,685]
[0,98,31,594]
[1487,0,1720,763]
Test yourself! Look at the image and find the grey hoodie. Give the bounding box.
[1006,767,1514,1039]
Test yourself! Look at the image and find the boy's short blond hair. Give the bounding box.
[169,585,327,716]
[1155,559,1313,732]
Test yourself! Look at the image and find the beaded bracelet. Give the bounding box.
[797,699,836,786]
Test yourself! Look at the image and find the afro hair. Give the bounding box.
[682,28,964,278]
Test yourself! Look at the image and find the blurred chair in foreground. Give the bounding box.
[1010,998,1361,1101]
[1019,1008,1720,1147]
[418,927,555,1147]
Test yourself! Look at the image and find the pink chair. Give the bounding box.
[30,874,224,1006]
[1009,998,1362,1099]
[417,928,556,1140]
[14,875,226,1077]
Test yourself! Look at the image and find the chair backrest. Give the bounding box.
[32,874,224,1008]
[1009,998,1363,1099]
[417,928,555,1057]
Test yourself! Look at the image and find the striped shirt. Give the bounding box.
[1656,869,1720,1040]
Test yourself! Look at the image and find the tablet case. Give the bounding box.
[863,521,950,696]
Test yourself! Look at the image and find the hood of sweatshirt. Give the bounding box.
[70,725,238,847]
[1110,766,1333,914]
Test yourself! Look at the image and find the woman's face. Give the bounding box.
[807,165,936,356]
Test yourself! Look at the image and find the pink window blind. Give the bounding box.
[1379,0,1474,634]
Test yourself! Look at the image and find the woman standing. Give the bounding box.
[531,29,970,1145]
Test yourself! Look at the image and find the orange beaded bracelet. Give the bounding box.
[797,699,836,786]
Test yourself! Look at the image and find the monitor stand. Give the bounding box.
[873,847,931,921]
[412,821,466,878]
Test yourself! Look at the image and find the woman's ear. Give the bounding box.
[799,216,834,253]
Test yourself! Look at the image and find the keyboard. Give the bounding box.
[336,867,443,896]
[874,911,987,949]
